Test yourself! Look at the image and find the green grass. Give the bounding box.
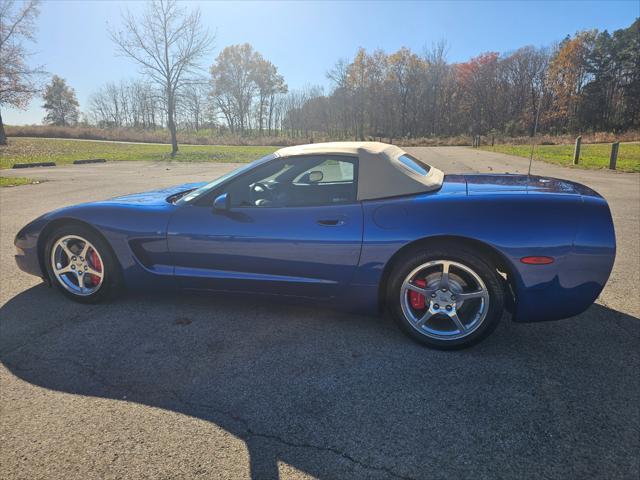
[0,137,278,169]
[480,142,640,172]
[0,176,39,187]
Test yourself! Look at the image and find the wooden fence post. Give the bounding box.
[573,136,582,165]
[609,142,620,170]
[491,135,495,147]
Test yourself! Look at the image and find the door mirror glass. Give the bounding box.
[308,170,324,183]
[297,170,324,184]
[213,193,230,211]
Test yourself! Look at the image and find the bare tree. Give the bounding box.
[252,58,286,135]
[501,46,550,135]
[423,40,449,135]
[179,81,209,131]
[110,0,213,156]
[90,79,162,129]
[0,0,43,145]
[90,82,122,127]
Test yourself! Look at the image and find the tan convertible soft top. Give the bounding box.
[275,142,444,200]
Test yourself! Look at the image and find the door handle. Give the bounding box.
[317,218,345,226]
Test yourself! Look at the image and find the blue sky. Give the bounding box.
[4,0,639,125]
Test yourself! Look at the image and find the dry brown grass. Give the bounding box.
[5,125,639,148]
[4,125,299,147]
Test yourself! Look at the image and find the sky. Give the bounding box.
[4,0,639,125]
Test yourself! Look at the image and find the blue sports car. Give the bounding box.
[14,142,616,349]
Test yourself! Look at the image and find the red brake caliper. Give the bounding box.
[409,279,427,309]
[89,249,102,285]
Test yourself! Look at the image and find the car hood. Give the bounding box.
[103,182,207,206]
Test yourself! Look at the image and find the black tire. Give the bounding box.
[387,245,505,350]
[44,224,120,304]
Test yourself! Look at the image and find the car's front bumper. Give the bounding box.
[14,220,46,279]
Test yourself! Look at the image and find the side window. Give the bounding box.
[225,158,293,208]
[398,154,430,176]
[221,155,358,208]
[294,158,355,185]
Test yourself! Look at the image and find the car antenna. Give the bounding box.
[528,94,543,177]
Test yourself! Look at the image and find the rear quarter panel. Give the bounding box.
[352,188,615,322]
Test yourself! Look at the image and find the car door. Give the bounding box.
[166,155,363,298]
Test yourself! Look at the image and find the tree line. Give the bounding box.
[1,0,638,151]
[292,20,639,140]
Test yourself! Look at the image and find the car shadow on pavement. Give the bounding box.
[1,284,639,479]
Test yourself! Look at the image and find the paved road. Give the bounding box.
[1,148,638,479]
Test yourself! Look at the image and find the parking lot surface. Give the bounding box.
[1,147,639,479]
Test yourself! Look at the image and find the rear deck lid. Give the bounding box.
[464,174,580,196]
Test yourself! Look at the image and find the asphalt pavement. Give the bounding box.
[1,147,638,479]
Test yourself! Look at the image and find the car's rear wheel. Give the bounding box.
[44,224,119,303]
[388,246,505,349]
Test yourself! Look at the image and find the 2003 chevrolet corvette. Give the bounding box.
[15,142,616,349]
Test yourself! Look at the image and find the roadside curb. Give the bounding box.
[11,159,108,168]
[12,162,56,169]
[73,159,107,165]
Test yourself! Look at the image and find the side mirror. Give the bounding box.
[308,170,324,183]
[213,193,230,211]
[299,170,324,184]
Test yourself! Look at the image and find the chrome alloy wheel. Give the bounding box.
[50,235,104,296]
[400,260,490,340]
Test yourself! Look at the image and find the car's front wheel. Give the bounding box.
[388,246,505,349]
[44,224,119,303]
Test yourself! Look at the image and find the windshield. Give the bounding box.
[175,153,278,205]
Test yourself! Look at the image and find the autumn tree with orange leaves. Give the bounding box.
[546,31,596,131]
[456,52,501,135]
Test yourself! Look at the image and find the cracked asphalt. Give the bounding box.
[1,147,639,479]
